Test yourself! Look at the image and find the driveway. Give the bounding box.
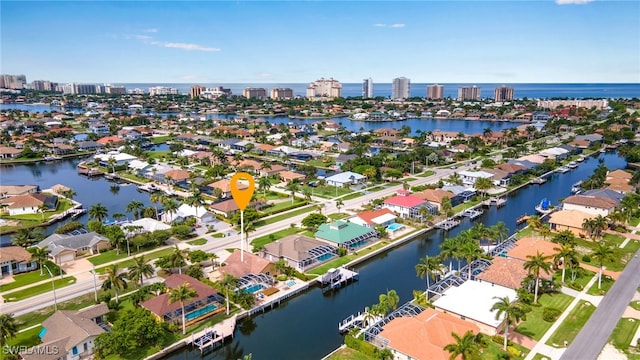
[60,258,95,281]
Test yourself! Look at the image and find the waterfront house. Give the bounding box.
[324,171,366,187]
[383,193,433,218]
[580,189,624,204]
[349,208,397,228]
[214,250,275,280]
[476,257,530,290]
[562,195,617,216]
[0,146,22,159]
[127,159,151,175]
[458,170,494,187]
[507,237,559,261]
[495,163,527,175]
[432,280,517,335]
[0,246,38,278]
[335,154,357,169]
[0,192,58,216]
[259,164,286,177]
[483,168,512,187]
[120,218,171,236]
[94,152,137,167]
[207,179,247,198]
[163,169,191,185]
[377,308,481,360]
[260,234,338,271]
[96,136,124,147]
[413,189,457,210]
[209,199,239,218]
[548,210,596,237]
[0,185,38,198]
[607,169,633,182]
[279,170,307,183]
[172,204,215,225]
[605,178,634,194]
[141,274,224,327]
[20,303,109,360]
[314,221,378,251]
[38,232,109,263]
[75,140,104,151]
[539,147,570,161]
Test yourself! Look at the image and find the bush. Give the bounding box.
[567,282,583,291]
[344,335,379,358]
[582,254,592,262]
[507,346,521,357]
[277,275,287,281]
[338,248,347,257]
[543,307,562,322]
[172,224,194,239]
[54,221,84,234]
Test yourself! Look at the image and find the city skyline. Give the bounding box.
[1,1,639,84]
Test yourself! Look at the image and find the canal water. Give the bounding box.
[0,158,154,245]
[163,152,625,360]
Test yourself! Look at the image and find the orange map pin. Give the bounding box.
[230,172,255,211]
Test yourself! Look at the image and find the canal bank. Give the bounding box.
[162,152,627,360]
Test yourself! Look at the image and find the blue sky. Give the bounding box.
[1,1,639,83]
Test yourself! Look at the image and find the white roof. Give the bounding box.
[176,149,197,157]
[348,217,368,227]
[540,147,569,155]
[121,218,171,234]
[128,159,150,170]
[325,171,366,183]
[433,280,517,328]
[176,204,209,219]
[94,152,137,162]
[372,213,396,224]
[459,170,494,179]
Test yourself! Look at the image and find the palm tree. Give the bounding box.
[523,251,552,304]
[106,156,117,174]
[89,203,109,223]
[302,189,312,203]
[28,246,50,276]
[444,330,481,360]
[0,313,18,348]
[582,218,595,239]
[149,192,165,221]
[493,221,509,243]
[591,215,608,240]
[539,224,552,241]
[474,177,493,200]
[37,204,49,222]
[162,198,179,223]
[168,245,188,274]
[335,199,344,213]
[112,212,126,222]
[12,228,44,248]
[286,181,299,204]
[126,200,144,220]
[184,190,205,221]
[527,215,542,234]
[101,264,128,303]
[620,195,638,224]
[592,242,616,289]
[439,237,458,272]
[258,176,271,195]
[210,252,219,269]
[460,241,483,280]
[554,243,578,283]
[168,282,198,335]
[378,289,400,315]
[128,256,155,286]
[491,296,527,350]
[415,256,444,289]
[220,274,238,315]
[447,172,463,186]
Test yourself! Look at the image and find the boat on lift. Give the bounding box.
[535,198,553,215]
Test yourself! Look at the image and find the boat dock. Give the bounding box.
[319,267,359,290]
[461,208,483,220]
[338,309,383,333]
[482,197,507,207]
[516,215,530,224]
[530,177,547,184]
[185,315,237,353]
[248,281,310,316]
[435,218,460,231]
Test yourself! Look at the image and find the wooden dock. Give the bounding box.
[462,208,483,220]
[319,267,359,290]
[435,218,460,231]
[482,197,507,207]
[186,315,237,353]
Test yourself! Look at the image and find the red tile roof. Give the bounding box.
[141,274,217,317]
[383,195,426,208]
[355,208,396,226]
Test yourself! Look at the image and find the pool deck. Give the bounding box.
[246,279,310,316]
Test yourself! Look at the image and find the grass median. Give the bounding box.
[546,300,596,347]
[515,293,574,340]
[4,276,77,302]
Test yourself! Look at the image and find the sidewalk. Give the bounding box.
[524,275,599,360]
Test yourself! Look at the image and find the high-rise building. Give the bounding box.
[149,86,179,96]
[242,88,268,99]
[362,78,374,98]
[0,74,27,89]
[392,77,410,100]
[494,85,514,102]
[271,88,294,100]
[426,84,444,99]
[306,78,342,100]
[76,84,97,95]
[201,86,232,99]
[105,85,126,95]
[190,85,206,99]
[31,80,57,92]
[458,86,481,101]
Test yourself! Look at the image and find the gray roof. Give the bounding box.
[263,234,335,261]
[39,304,108,355]
[38,232,108,256]
[220,138,240,146]
[580,189,624,205]
[575,134,603,142]
[336,154,357,163]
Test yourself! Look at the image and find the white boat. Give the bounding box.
[567,161,578,169]
[571,181,582,194]
[535,198,553,215]
[138,183,158,192]
[576,157,585,162]
[557,166,570,173]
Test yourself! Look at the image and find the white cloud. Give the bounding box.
[134,35,153,41]
[258,72,273,78]
[373,23,387,27]
[555,0,594,4]
[374,23,406,28]
[142,28,158,33]
[150,41,220,52]
[390,23,406,28]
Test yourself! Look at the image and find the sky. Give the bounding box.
[1,1,639,84]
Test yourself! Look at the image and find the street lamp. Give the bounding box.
[43,265,58,312]
[92,264,98,303]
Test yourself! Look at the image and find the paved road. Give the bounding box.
[560,249,640,360]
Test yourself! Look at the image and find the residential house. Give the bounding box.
[207,179,247,198]
[261,234,338,271]
[163,169,191,185]
[0,146,22,159]
[562,195,617,216]
[94,152,137,167]
[349,208,397,228]
[314,221,378,251]
[0,192,58,216]
[76,141,104,151]
[214,250,276,280]
[259,164,287,177]
[539,147,570,160]
[548,210,596,237]
[458,170,494,187]
[141,274,224,326]
[96,136,123,147]
[483,168,511,187]
[580,189,624,204]
[607,169,632,182]
[20,304,109,360]
[476,257,530,290]
[383,192,434,218]
[378,308,481,360]
[172,204,215,225]
[412,189,457,210]
[279,171,307,183]
[324,171,366,187]
[209,199,239,218]
[0,185,38,198]
[219,138,240,151]
[0,246,38,278]
[335,154,357,169]
[38,232,109,263]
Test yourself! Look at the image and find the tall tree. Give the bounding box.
[168,282,197,335]
[126,200,144,220]
[335,199,344,213]
[168,245,188,274]
[89,203,109,223]
[286,181,299,204]
[220,274,238,316]
[149,192,165,221]
[415,256,444,289]
[28,246,50,276]
[102,264,128,303]
[258,176,271,195]
[12,228,44,248]
[491,296,527,350]
[474,177,493,200]
[523,251,552,304]
[378,289,400,315]
[443,330,481,360]
[127,255,154,286]
[162,198,179,223]
[554,244,578,283]
[0,313,18,348]
[592,242,616,289]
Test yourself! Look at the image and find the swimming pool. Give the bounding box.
[243,284,265,294]
[316,253,335,262]
[286,280,296,287]
[387,223,404,231]
[185,303,217,321]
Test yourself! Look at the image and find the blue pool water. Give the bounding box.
[244,284,265,294]
[387,223,404,231]
[185,303,217,321]
[286,280,296,287]
[316,253,335,262]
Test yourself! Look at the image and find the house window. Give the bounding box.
[72,346,78,355]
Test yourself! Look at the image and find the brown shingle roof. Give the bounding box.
[164,169,191,181]
[563,195,617,209]
[413,189,455,204]
[40,304,109,354]
[219,250,272,278]
[0,245,31,263]
[210,199,239,213]
[207,179,247,193]
[141,274,218,318]
[0,193,50,209]
[379,308,480,360]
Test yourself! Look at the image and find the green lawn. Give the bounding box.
[95,247,174,274]
[87,249,130,266]
[515,293,574,340]
[452,200,482,214]
[261,199,307,216]
[341,192,363,201]
[254,206,316,226]
[554,269,595,291]
[187,238,207,246]
[610,318,640,352]
[366,186,385,192]
[327,347,376,360]
[630,300,640,311]
[5,198,74,223]
[147,150,170,160]
[629,217,640,227]
[531,354,550,360]
[263,191,289,200]
[150,135,174,144]
[117,172,151,183]
[4,276,77,302]
[302,184,352,199]
[546,300,596,347]
[586,275,615,296]
[328,213,349,220]
[6,326,43,349]
[603,233,626,246]
[0,263,62,293]
[418,170,436,177]
[575,238,636,272]
[308,242,385,275]
[251,227,303,251]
